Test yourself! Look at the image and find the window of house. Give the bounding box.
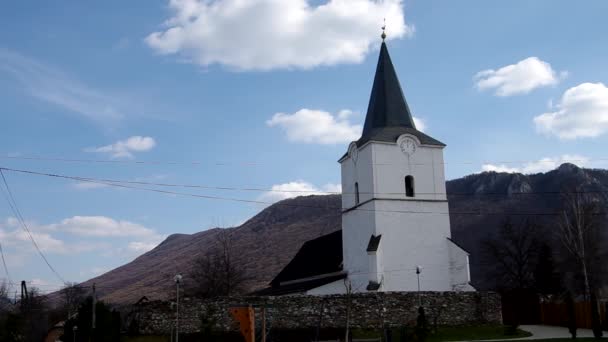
[405,176,415,197]
[355,182,360,204]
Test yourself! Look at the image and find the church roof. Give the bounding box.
[253,230,344,296]
[356,42,445,148]
[271,229,343,286]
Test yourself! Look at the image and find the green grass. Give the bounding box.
[121,336,168,342]
[427,325,532,341]
[529,340,607,342]
[353,325,532,341]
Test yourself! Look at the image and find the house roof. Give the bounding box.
[254,273,346,296]
[271,229,343,286]
[254,230,344,296]
[356,42,444,148]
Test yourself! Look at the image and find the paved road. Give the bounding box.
[449,324,607,341]
[517,325,606,340]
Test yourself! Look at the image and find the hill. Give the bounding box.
[77,163,608,304]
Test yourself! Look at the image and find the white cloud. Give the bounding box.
[267,109,361,144]
[534,82,608,139]
[86,136,156,158]
[127,241,161,253]
[0,228,68,254]
[258,181,341,203]
[480,164,520,173]
[474,57,564,96]
[0,48,126,125]
[481,154,589,174]
[268,108,426,144]
[73,182,109,190]
[47,216,159,238]
[145,0,412,70]
[413,117,426,132]
[0,216,163,257]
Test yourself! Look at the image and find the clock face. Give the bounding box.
[348,142,358,163]
[398,137,416,156]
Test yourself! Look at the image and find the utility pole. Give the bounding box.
[174,274,182,342]
[416,266,422,307]
[20,280,28,311]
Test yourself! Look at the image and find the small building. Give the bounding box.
[259,35,473,296]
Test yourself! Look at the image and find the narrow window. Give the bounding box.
[355,182,360,204]
[405,176,415,197]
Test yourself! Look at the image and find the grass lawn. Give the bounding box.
[352,325,532,341]
[121,328,607,342]
[122,336,167,342]
[529,340,607,342]
[426,325,532,341]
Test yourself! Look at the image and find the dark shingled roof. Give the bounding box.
[271,230,343,286]
[253,230,344,296]
[366,234,382,252]
[254,273,346,296]
[356,42,444,148]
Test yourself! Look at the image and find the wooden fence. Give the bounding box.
[540,301,607,329]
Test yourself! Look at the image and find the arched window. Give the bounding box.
[405,176,415,197]
[355,182,360,204]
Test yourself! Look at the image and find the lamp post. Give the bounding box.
[416,266,422,307]
[174,274,182,342]
[72,325,77,342]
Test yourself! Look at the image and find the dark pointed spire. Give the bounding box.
[357,42,445,147]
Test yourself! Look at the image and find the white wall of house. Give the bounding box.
[338,134,472,293]
[448,239,475,291]
[306,279,348,295]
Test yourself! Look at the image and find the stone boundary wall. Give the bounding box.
[134,292,502,335]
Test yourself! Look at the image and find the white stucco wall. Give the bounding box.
[373,199,453,291]
[370,140,446,201]
[341,143,374,209]
[342,200,376,292]
[448,239,475,291]
[306,279,348,295]
[337,135,472,294]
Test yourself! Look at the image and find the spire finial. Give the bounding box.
[381,18,386,41]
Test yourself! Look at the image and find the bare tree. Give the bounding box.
[191,229,246,297]
[483,218,542,290]
[557,190,604,299]
[0,281,9,313]
[60,282,87,319]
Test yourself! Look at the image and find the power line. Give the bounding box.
[2,154,605,168]
[2,166,608,217]
[0,169,65,283]
[2,165,608,198]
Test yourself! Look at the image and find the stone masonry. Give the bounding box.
[134,292,502,335]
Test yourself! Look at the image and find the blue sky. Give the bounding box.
[1,0,608,293]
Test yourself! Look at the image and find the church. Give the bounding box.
[257,36,474,296]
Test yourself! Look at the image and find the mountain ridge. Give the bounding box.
[75,164,608,304]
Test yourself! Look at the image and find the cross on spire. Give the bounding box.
[381,18,387,41]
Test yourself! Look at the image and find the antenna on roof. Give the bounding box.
[381,18,387,41]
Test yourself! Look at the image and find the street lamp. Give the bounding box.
[416,266,422,307]
[174,274,183,342]
[72,325,78,342]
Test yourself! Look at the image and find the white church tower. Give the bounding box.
[338,39,473,293]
